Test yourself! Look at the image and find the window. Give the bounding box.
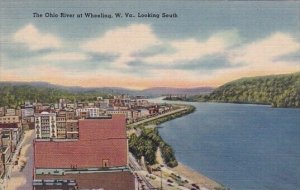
[102,159,109,167]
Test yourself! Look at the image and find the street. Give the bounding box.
[6,130,35,190]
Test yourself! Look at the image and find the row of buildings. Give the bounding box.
[0,95,172,189]
[0,96,171,140]
[0,123,22,179]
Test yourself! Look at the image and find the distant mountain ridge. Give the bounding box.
[0,81,213,97]
[140,87,214,96]
[194,72,300,108]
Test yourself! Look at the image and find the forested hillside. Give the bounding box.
[195,72,300,108]
[0,84,109,107]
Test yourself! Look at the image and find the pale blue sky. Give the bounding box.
[0,1,299,89]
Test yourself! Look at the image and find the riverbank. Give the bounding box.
[164,93,300,109]
[128,104,196,129]
[127,103,224,190]
[173,163,223,190]
[154,148,223,190]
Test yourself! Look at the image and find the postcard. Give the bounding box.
[0,1,299,190]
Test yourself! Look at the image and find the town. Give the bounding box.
[0,91,222,190]
[0,95,177,190]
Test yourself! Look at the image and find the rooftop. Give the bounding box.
[34,170,134,190]
[34,114,127,169]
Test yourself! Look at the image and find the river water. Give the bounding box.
[151,98,300,190]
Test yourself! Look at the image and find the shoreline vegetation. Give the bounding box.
[128,104,195,167]
[164,72,300,108]
[127,104,227,190]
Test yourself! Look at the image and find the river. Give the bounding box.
[150,98,300,190]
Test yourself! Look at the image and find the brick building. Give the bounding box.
[33,114,135,190]
[66,120,78,139]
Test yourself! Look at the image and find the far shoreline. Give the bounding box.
[162,97,300,109]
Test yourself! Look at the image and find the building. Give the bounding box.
[66,120,78,139]
[21,102,34,118]
[0,115,20,124]
[139,108,150,118]
[0,130,11,178]
[66,103,75,109]
[106,109,130,117]
[76,108,100,118]
[0,132,6,178]
[132,110,141,121]
[56,112,67,139]
[5,109,16,116]
[58,99,67,110]
[0,107,4,117]
[34,112,56,139]
[65,111,75,120]
[33,114,135,190]
[0,123,22,152]
[0,123,23,178]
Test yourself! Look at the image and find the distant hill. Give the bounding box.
[0,81,213,107]
[194,72,300,108]
[139,87,214,96]
[0,81,138,95]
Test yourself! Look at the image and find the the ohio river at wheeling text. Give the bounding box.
[152,98,300,190]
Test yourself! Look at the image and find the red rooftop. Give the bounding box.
[33,114,135,190]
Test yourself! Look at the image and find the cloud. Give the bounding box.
[229,32,300,66]
[39,52,89,62]
[82,24,160,67]
[132,44,176,58]
[13,24,61,51]
[143,31,237,65]
[3,23,299,89]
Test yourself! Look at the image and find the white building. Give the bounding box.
[139,109,150,118]
[21,105,34,118]
[76,108,100,118]
[34,112,57,139]
[106,109,131,119]
[5,108,16,116]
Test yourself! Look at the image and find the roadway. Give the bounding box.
[6,130,35,190]
[129,153,157,190]
[128,106,188,128]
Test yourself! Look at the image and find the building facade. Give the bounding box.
[0,116,20,124]
[33,114,135,190]
[34,112,56,139]
[76,108,100,118]
[66,120,79,139]
[56,115,66,139]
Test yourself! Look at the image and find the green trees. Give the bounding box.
[195,72,300,108]
[0,84,109,107]
[129,129,157,165]
[129,128,178,167]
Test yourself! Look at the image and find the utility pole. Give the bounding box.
[160,168,163,190]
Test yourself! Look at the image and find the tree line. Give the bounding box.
[0,84,109,107]
[195,72,300,108]
[129,128,178,168]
